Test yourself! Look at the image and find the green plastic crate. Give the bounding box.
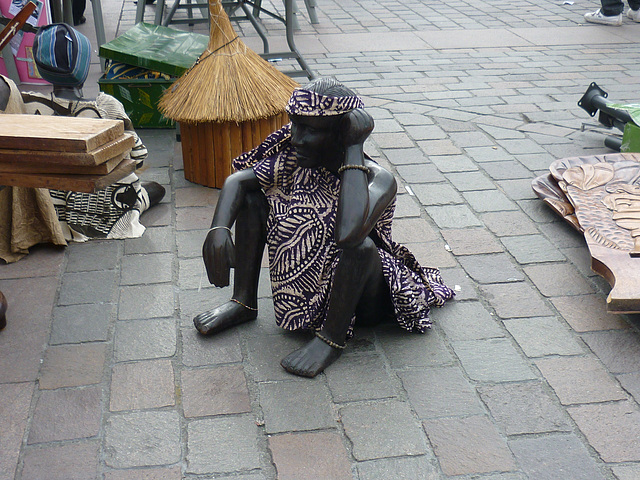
[98,76,174,128]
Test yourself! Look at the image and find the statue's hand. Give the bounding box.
[340,108,374,147]
[202,228,236,287]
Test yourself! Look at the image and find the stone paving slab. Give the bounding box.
[269,431,352,480]
[341,399,429,461]
[508,434,607,480]
[39,343,107,389]
[2,0,640,478]
[423,415,517,476]
[104,411,182,468]
[21,441,101,480]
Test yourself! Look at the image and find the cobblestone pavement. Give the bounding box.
[2,0,640,478]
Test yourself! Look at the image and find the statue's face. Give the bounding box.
[290,114,342,170]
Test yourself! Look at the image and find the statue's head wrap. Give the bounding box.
[234,78,363,171]
[286,77,364,117]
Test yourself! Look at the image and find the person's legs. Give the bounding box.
[600,0,625,15]
[281,236,392,377]
[72,0,86,25]
[193,190,268,335]
[627,0,640,20]
[585,0,624,24]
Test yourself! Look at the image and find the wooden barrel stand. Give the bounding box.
[179,112,289,188]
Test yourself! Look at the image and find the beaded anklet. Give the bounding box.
[314,331,346,349]
[337,164,370,175]
[231,298,258,311]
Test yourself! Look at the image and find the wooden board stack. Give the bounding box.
[0,114,137,193]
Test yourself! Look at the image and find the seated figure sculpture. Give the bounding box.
[194,77,454,377]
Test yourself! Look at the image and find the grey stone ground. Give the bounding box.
[2,0,640,478]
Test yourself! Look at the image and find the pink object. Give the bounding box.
[0,0,51,85]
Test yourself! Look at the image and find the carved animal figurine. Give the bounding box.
[194,77,454,377]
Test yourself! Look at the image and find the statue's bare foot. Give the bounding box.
[194,300,257,335]
[281,337,343,378]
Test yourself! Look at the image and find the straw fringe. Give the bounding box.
[159,0,299,124]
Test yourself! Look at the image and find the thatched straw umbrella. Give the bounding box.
[159,0,299,188]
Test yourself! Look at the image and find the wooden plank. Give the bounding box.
[180,123,195,182]
[0,133,134,166]
[203,123,214,188]
[0,153,126,175]
[0,158,136,193]
[251,120,260,150]
[217,122,232,188]
[259,117,271,147]
[0,115,125,152]
[229,121,243,169]
[241,121,253,157]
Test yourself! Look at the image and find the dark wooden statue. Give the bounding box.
[195,77,454,377]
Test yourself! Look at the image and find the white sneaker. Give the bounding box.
[627,8,640,22]
[584,9,623,25]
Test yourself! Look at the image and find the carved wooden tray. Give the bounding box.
[532,152,640,313]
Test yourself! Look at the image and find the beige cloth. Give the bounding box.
[0,187,67,263]
[2,74,26,115]
[0,75,67,263]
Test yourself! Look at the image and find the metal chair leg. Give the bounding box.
[155,0,166,25]
[289,0,300,30]
[89,0,107,71]
[303,0,318,24]
[135,0,146,23]
[163,0,181,25]
[283,0,314,78]
[238,1,269,53]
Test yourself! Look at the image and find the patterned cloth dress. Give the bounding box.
[233,124,454,334]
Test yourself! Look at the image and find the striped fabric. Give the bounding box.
[104,60,171,81]
[32,23,91,87]
[286,88,364,117]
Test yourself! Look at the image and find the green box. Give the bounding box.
[98,23,209,128]
[98,76,175,129]
[99,23,208,77]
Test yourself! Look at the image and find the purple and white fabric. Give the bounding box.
[285,87,365,117]
[232,123,454,335]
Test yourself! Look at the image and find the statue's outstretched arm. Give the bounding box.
[336,109,397,248]
[203,168,261,286]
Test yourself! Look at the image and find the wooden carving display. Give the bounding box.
[532,153,640,313]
